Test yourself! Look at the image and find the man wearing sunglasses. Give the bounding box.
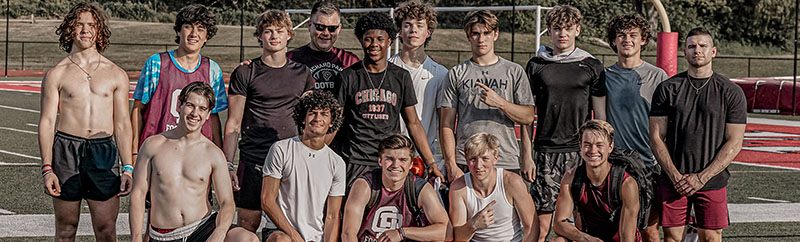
[287,1,360,94]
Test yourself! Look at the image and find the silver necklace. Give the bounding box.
[688,76,712,94]
[363,63,387,90]
[67,54,100,81]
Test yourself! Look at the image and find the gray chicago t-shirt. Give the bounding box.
[438,57,535,169]
[605,62,667,167]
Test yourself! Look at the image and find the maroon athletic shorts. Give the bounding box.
[656,175,729,229]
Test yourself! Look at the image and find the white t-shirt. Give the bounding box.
[262,136,346,241]
[388,54,448,156]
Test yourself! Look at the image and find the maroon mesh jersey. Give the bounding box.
[139,52,213,146]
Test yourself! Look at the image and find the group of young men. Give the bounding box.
[38,1,745,242]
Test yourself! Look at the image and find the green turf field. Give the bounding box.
[1,87,799,240]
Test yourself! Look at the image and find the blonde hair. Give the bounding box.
[464,132,499,159]
[578,120,615,145]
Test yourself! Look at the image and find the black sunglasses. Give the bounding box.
[312,23,339,33]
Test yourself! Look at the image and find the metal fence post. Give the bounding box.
[747,58,751,77]
[21,42,24,70]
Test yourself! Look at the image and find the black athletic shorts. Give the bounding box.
[150,212,220,242]
[235,160,264,210]
[52,131,120,201]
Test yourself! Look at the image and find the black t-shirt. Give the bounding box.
[526,57,607,152]
[229,58,315,164]
[287,45,360,93]
[334,61,417,166]
[650,72,747,190]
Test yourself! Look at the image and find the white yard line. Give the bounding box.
[0,149,40,160]
[0,104,39,113]
[0,127,36,135]
[747,197,791,203]
[0,162,38,166]
[731,161,800,171]
[25,123,37,127]
[0,209,15,215]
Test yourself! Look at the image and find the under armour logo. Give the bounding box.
[309,153,315,158]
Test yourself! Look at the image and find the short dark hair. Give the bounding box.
[546,5,582,29]
[354,12,397,40]
[178,82,216,111]
[56,2,111,53]
[687,27,714,45]
[578,120,615,145]
[293,91,343,135]
[173,4,218,44]
[606,13,652,53]
[311,1,340,19]
[394,0,437,46]
[378,134,415,158]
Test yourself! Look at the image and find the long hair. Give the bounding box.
[55,2,111,53]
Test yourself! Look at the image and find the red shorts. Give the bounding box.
[656,176,729,229]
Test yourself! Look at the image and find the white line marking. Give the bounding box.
[747,197,791,203]
[0,89,41,95]
[732,161,800,171]
[0,104,39,113]
[0,127,36,135]
[0,162,38,166]
[25,123,37,127]
[0,208,15,215]
[0,149,40,160]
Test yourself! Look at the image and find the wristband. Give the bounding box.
[399,227,406,238]
[122,164,134,174]
[41,164,52,170]
[228,162,235,171]
[425,162,436,169]
[42,169,53,177]
[132,153,138,156]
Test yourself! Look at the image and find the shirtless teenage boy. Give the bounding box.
[39,3,132,241]
[129,82,257,242]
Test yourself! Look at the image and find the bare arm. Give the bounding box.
[113,70,134,195]
[553,169,601,242]
[341,179,371,242]
[403,105,444,179]
[474,82,535,125]
[323,196,343,242]
[210,148,236,241]
[699,123,745,185]
[619,177,640,242]
[438,107,463,182]
[401,184,448,241]
[261,177,304,241]
[520,124,535,182]
[591,96,606,121]
[130,100,145,163]
[449,178,496,242]
[129,141,153,242]
[649,117,681,184]
[210,113,223,148]
[39,71,60,196]
[507,173,538,242]
[222,94,246,190]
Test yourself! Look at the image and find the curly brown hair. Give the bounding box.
[394,0,437,46]
[253,10,294,47]
[293,91,343,135]
[55,2,111,54]
[606,13,652,53]
[173,4,218,45]
[546,5,582,29]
